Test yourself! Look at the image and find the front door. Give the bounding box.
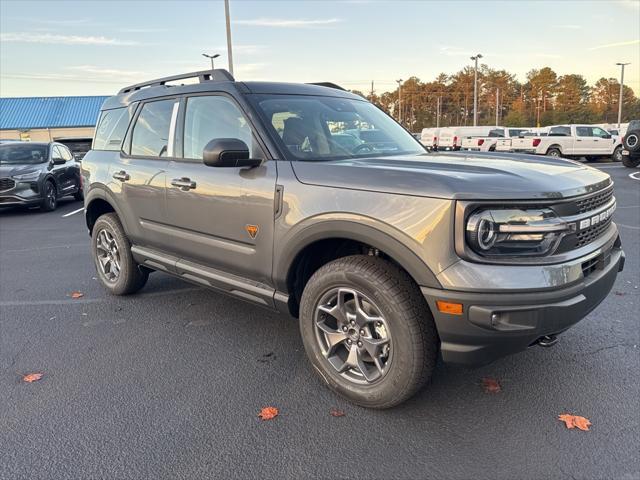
[164,94,277,288]
[574,126,596,155]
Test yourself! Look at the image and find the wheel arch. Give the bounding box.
[274,219,441,317]
[546,144,562,154]
[84,186,128,235]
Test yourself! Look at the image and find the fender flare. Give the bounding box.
[84,186,130,234]
[273,218,442,292]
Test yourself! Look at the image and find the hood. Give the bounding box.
[0,163,46,177]
[291,151,611,200]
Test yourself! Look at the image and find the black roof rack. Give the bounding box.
[118,69,235,94]
[308,82,346,91]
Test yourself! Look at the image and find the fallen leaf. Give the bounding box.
[330,408,345,417]
[558,414,591,431]
[481,377,502,393]
[23,373,44,383]
[614,291,626,296]
[258,406,278,421]
[70,291,84,299]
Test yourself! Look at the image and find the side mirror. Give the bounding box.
[202,138,261,168]
[52,157,66,165]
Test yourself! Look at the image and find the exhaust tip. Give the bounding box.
[536,335,559,348]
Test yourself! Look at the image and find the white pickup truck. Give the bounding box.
[508,125,623,161]
[461,127,530,152]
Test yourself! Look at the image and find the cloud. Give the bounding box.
[120,27,167,33]
[439,46,473,56]
[235,18,342,28]
[553,24,582,29]
[0,32,139,46]
[67,65,145,78]
[211,44,265,55]
[0,72,127,85]
[4,16,94,26]
[589,39,640,50]
[535,53,563,59]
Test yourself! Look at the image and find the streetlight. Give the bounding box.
[616,62,630,128]
[470,54,483,126]
[224,0,234,76]
[202,53,220,70]
[396,79,403,124]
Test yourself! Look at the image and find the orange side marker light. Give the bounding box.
[436,300,463,315]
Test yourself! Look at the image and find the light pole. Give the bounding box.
[470,54,483,126]
[616,62,630,128]
[224,0,234,76]
[202,53,220,70]
[396,79,403,124]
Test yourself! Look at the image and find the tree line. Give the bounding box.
[351,66,640,130]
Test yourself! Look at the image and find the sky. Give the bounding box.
[1,0,639,98]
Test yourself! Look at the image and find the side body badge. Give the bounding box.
[245,225,259,239]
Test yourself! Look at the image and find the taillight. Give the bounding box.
[533,138,541,147]
[478,139,485,146]
[453,136,458,146]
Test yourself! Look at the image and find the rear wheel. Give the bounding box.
[612,146,623,162]
[92,213,148,295]
[299,255,438,409]
[74,187,84,201]
[622,155,640,168]
[40,181,57,212]
[546,147,562,158]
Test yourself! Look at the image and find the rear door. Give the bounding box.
[59,144,80,194]
[50,145,74,195]
[164,93,277,290]
[574,126,595,155]
[111,98,177,251]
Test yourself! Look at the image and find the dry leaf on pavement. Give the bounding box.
[258,406,279,421]
[330,408,346,417]
[23,373,44,383]
[481,377,502,393]
[558,414,591,431]
[70,291,84,299]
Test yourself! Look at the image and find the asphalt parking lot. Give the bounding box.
[1,162,638,480]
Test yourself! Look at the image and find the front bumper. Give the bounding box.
[421,245,624,366]
[0,180,42,206]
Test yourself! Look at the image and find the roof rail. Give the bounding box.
[118,69,235,94]
[308,82,346,91]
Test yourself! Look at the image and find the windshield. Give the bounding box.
[254,95,425,161]
[0,144,49,165]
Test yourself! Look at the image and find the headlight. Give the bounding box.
[466,208,570,257]
[12,171,40,181]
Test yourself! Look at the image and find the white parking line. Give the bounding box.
[629,171,640,181]
[62,207,85,218]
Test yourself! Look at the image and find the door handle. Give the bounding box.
[113,170,130,181]
[576,139,582,142]
[171,177,197,190]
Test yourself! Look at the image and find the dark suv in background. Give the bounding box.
[0,142,83,211]
[82,70,624,408]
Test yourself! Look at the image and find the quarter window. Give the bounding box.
[130,99,177,157]
[183,96,255,160]
[93,106,135,151]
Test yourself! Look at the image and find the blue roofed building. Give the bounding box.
[0,96,108,143]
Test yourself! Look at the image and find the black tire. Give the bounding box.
[74,187,84,201]
[612,146,623,162]
[91,213,148,295]
[299,255,438,409]
[622,155,640,168]
[40,180,57,212]
[546,147,562,158]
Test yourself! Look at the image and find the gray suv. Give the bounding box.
[83,70,624,408]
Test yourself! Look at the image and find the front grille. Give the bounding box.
[575,188,613,214]
[576,216,613,248]
[0,177,16,191]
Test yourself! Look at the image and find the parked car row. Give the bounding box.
[420,122,635,163]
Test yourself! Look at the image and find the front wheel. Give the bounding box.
[40,180,57,212]
[622,155,640,168]
[91,213,148,295]
[299,255,438,409]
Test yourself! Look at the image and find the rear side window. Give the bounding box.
[130,99,177,157]
[93,106,135,151]
[576,127,592,137]
[488,129,504,137]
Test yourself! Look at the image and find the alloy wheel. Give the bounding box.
[95,228,121,282]
[313,287,392,384]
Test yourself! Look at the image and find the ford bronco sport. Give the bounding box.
[83,70,625,408]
